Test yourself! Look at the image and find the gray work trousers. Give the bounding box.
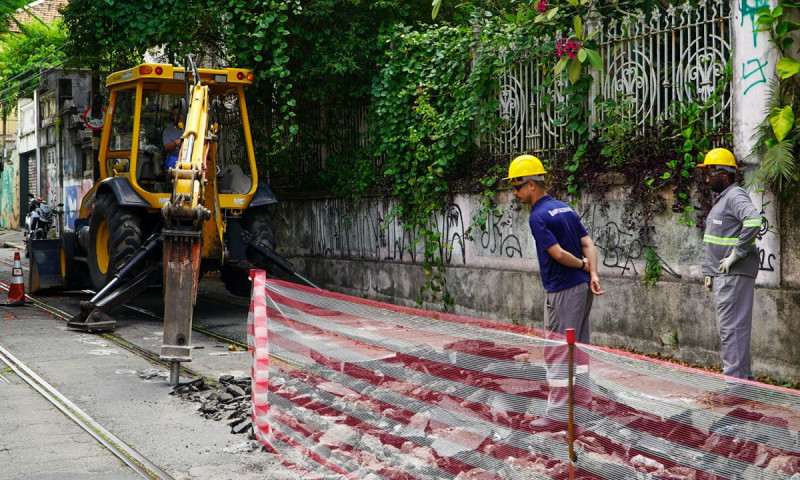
[542,282,593,421]
[545,282,593,342]
[713,274,756,381]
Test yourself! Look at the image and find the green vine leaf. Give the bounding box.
[777,57,800,78]
[432,0,442,20]
[584,48,603,71]
[554,56,569,76]
[568,58,582,84]
[770,106,795,142]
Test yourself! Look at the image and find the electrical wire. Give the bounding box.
[0,58,68,104]
[0,44,66,90]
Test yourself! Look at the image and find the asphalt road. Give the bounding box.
[0,238,302,480]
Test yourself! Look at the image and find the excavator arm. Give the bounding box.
[160,56,213,383]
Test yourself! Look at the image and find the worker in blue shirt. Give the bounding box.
[698,148,761,398]
[162,105,184,169]
[504,154,604,430]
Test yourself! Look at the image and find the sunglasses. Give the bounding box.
[513,181,530,191]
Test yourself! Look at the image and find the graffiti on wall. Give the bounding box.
[755,194,777,273]
[593,220,643,276]
[64,180,94,229]
[300,189,772,283]
[739,0,770,96]
[310,198,467,265]
[578,205,682,279]
[0,164,19,228]
[477,207,523,259]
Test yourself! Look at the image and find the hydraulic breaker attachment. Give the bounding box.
[67,234,163,331]
[28,239,62,292]
[160,229,203,385]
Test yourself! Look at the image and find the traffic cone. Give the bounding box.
[7,251,26,306]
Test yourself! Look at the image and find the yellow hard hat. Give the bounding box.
[698,148,737,169]
[503,154,547,180]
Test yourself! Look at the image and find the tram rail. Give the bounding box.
[0,343,174,480]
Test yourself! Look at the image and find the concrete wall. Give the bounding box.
[270,183,800,383]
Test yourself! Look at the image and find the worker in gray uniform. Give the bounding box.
[698,148,762,393]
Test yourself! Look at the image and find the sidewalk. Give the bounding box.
[0,229,24,250]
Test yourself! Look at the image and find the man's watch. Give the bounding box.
[580,258,587,270]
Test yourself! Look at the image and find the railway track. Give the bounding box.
[0,340,175,480]
[0,268,263,480]
[0,278,240,386]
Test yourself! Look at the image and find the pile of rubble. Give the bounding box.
[171,374,254,437]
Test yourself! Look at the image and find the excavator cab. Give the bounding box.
[98,68,257,199]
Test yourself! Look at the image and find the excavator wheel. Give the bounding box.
[87,194,143,291]
[221,207,276,297]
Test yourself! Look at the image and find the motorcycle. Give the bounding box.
[24,193,63,258]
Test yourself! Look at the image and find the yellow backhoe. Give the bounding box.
[28,56,298,384]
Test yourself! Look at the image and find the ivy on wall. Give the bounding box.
[369,22,507,307]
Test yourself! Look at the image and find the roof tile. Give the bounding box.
[9,0,69,33]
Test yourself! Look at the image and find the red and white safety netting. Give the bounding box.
[248,272,800,479]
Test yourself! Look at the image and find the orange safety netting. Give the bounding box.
[247,272,800,479]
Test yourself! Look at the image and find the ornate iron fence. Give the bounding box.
[247,0,732,184]
[490,0,731,156]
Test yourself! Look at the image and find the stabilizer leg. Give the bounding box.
[66,234,163,331]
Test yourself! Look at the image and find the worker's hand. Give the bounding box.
[704,276,712,292]
[590,274,605,295]
[719,250,742,274]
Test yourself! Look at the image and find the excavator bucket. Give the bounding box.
[28,239,62,292]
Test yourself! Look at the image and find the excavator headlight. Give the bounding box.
[139,66,153,75]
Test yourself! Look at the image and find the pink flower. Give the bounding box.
[537,1,547,14]
[556,37,582,59]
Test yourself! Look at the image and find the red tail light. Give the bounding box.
[154,66,163,75]
[139,66,153,74]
